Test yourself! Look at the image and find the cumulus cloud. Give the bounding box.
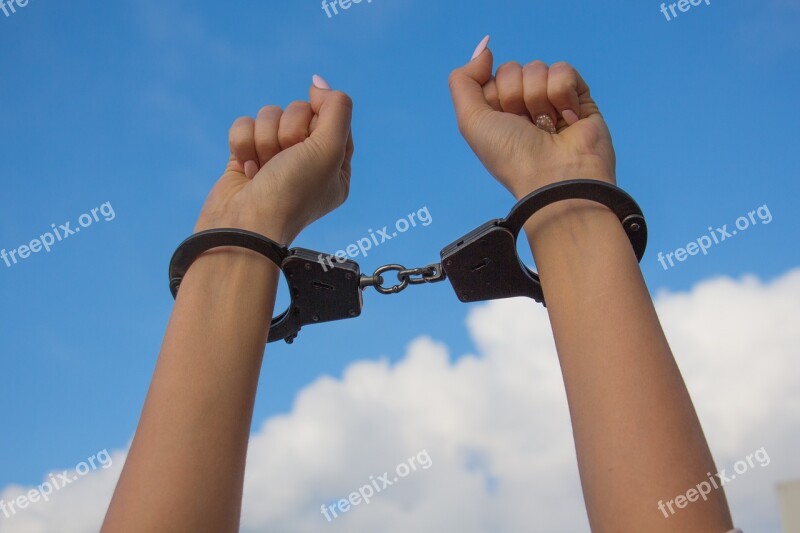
[2,269,799,532]
[0,450,124,533]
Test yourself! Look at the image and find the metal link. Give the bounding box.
[372,264,409,294]
[361,262,446,295]
[171,180,646,344]
[398,263,446,285]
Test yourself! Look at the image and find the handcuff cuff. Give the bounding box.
[169,179,648,344]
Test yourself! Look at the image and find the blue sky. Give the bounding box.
[1,0,798,522]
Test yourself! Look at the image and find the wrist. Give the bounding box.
[180,245,281,309]
[194,212,297,246]
[522,196,621,252]
[509,162,616,201]
[171,247,280,354]
[510,167,618,246]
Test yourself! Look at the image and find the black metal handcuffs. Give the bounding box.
[169,179,648,344]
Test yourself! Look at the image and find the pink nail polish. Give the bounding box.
[244,160,259,179]
[471,35,491,61]
[312,74,331,90]
[562,109,580,125]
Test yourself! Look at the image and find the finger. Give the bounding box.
[339,130,355,202]
[523,60,558,133]
[482,77,502,111]
[309,75,353,157]
[254,106,282,167]
[448,35,495,131]
[278,101,314,151]
[547,61,590,126]
[495,61,528,116]
[229,116,259,179]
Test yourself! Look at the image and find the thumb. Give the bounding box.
[309,75,353,155]
[448,35,495,129]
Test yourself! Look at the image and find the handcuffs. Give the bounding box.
[169,179,648,344]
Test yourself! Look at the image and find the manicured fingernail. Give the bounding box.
[535,114,557,134]
[471,35,490,61]
[312,74,331,90]
[562,109,580,125]
[244,160,259,179]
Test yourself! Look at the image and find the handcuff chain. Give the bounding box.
[360,262,446,295]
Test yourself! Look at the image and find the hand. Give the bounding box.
[195,75,354,244]
[448,36,616,200]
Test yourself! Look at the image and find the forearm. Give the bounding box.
[525,201,733,532]
[103,247,279,532]
[102,76,352,531]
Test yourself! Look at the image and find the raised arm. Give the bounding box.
[102,77,354,532]
[449,37,735,532]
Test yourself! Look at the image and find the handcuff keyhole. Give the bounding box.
[471,258,491,272]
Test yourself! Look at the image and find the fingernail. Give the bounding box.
[244,160,259,179]
[312,74,331,90]
[535,114,557,134]
[470,35,491,61]
[562,109,580,125]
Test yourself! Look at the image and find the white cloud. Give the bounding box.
[0,451,124,533]
[3,269,799,532]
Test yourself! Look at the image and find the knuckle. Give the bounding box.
[526,59,548,69]
[328,91,353,110]
[448,70,461,87]
[229,120,253,150]
[523,60,548,76]
[547,79,573,98]
[257,105,281,118]
[496,61,521,75]
[286,100,310,112]
[230,116,253,131]
[549,61,575,76]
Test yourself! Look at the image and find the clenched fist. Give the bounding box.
[195,75,354,244]
[448,36,616,200]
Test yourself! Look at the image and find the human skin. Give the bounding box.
[448,36,735,531]
[102,79,354,532]
[103,38,735,532]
